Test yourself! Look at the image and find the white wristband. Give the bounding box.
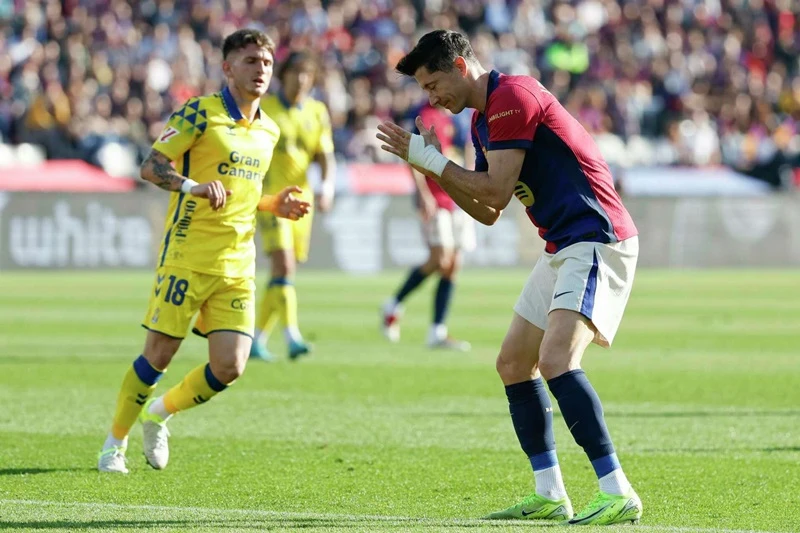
[180,179,199,194]
[321,178,335,198]
[407,134,449,177]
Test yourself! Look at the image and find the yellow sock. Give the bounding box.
[163,363,227,414]
[274,280,298,330]
[256,284,280,337]
[111,356,164,440]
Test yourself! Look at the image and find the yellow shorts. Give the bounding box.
[141,265,256,339]
[258,190,314,262]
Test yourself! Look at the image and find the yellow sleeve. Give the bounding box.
[152,97,206,161]
[315,102,335,155]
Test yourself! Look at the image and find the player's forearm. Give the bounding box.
[433,175,501,226]
[437,162,508,210]
[317,152,336,196]
[257,194,278,214]
[140,150,190,192]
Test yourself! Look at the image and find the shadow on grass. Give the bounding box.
[604,409,800,419]
[0,518,553,530]
[0,468,95,476]
[437,409,800,419]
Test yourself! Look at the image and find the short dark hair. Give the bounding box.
[222,29,275,60]
[278,51,317,83]
[396,30,477,76]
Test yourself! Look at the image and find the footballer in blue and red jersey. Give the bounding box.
[382,30,643,526]
[470,70,638,254]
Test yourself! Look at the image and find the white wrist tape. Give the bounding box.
[321,179,335,198]
[180,179,199,194]
[408,134,449,177]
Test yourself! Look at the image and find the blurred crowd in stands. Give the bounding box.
[2,0,799,188]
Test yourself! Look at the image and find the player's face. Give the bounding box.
[282,64,315,100]
[415,64,468,114]
[224,43,274,99]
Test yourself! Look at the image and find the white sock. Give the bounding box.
[283,326,302,345]
[103,433,127,451]
[253,328,267,344]
[148,396,172,423]
[534,465,568,500]
[430,323,447,341]
[599,468,631,496]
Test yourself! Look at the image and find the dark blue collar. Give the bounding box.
[221,86,243,121]
[278,90,303,110]
[221,86,262,122]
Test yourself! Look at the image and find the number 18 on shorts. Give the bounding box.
[142,265,256,339]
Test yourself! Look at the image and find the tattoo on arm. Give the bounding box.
[141,150,185,192]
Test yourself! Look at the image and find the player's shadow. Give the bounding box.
[0,518,554,530]
[0,467,94,476]
[0,519,252,530]
[603,409,800,418]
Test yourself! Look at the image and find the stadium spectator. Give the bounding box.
[2,0,799,188]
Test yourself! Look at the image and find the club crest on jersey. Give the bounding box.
[158,127,179,143]
[514,181,535,207]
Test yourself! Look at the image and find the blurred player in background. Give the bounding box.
[97,29,310,474]
[381,101,474,351]
[378,30,642,526]
[251,51,337,362]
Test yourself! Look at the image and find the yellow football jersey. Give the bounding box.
[154,87,281,279]
[261,93,334,193]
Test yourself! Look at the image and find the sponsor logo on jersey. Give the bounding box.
[488,109,521,122]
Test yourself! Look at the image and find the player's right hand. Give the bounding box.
[415,116,442,153]
[190,180,232,210]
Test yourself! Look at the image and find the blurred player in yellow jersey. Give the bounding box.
[251,51,336,361]
[97,29,311,474]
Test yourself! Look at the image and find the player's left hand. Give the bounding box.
[273,186,311,220]
[377,121,412,161]
[378,118,443,162]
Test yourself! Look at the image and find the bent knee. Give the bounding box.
[270,252,295,279]
[143,335,181,370]
[209,359,246,385]
[537,347,578,380]
[270,262,292,279]
[495,352,535,384]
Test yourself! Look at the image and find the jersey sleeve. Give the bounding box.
[315,103,335,155]
[486,84,543,151]
[152,97,206,161]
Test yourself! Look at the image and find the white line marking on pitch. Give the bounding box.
[0,499,777,533]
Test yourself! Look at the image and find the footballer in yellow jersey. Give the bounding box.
[251,51,336,361]
[97,29,310,475]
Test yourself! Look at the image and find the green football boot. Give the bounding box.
[484,492,573,521]
[569,490,642,525]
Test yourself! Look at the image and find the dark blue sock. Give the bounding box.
[433,277,453,325]
[505,379,559,472]
[547,369,618,478]
[395,266,429,303]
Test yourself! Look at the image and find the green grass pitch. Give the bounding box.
[0,269,798,532]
